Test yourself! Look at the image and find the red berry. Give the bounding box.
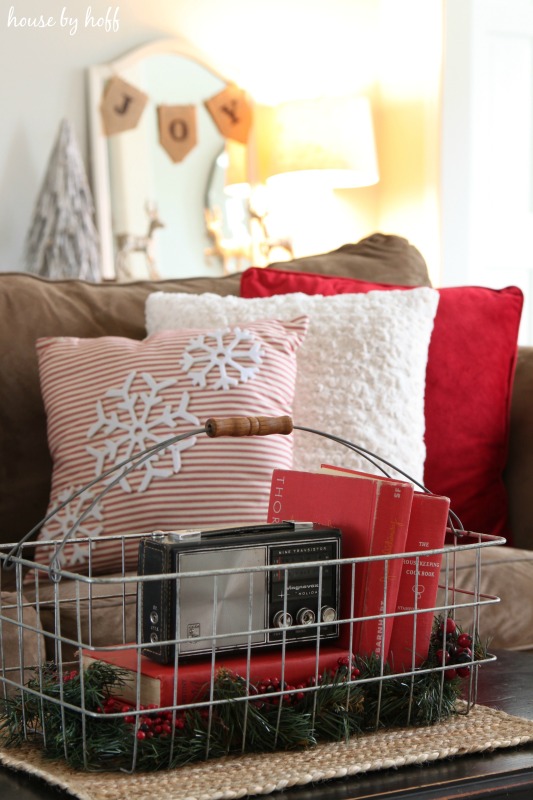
[440,618,456,635]
[436,649,450,664]
[457,633,472,648]
[444,668,457,680]
[456,666,470,678]
[136,730,146,740]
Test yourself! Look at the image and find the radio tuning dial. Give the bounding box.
[273,610,293,629]
[296,608,316,625]
[321,606,337,623]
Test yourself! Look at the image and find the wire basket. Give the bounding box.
[0,417,504,772]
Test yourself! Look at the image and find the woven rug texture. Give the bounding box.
[1,704,533,800]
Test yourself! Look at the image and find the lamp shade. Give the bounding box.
[256,95,379,189]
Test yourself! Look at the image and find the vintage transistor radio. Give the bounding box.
[138,521,341,663]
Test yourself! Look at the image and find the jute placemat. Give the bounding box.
[1,704,533,800]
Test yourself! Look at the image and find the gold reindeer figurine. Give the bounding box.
[204,207,252,275]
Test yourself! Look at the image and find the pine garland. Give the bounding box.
[0,616,488,772]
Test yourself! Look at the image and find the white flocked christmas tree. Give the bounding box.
[25,119,101,281]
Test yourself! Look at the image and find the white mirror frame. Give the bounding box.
[88,37,232,281]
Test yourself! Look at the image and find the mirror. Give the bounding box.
[88,38,252,281]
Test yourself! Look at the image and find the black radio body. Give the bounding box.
[138,521,341,664]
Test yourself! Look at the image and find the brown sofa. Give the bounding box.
[1,233,533,658]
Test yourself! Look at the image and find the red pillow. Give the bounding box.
[241,267,524,540]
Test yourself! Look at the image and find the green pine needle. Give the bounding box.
[0,616,488,772]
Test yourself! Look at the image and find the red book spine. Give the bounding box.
[267,469,413,661]
[387,492,450,671]
[81,645,349,707]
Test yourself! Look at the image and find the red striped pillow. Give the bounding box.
[33,318,308,576]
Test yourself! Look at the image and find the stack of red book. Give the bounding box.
[268,465,450,670]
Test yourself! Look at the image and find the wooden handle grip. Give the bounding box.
[205,415,293,438]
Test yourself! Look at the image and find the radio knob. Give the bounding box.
[321,606,337,623]
[297,608,316,625]
[273,610,293,628]
[150,632,159,643]
[149,610,159,624]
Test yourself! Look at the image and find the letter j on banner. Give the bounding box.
[100,76,149,136]
[157,105,197,163]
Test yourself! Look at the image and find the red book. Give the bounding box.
[268,469,414,660]
[80,644,349,708]
[387,491,450,670]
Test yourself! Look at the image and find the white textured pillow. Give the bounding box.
[146,289,439,484]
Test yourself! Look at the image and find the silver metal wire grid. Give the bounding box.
[0,527,503,772]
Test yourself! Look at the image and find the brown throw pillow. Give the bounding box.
[268,233,432,286]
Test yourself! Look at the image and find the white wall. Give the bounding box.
[441,0,533,343]
[0,0,441,276]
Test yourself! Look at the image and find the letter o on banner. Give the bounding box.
[157,105,197,163]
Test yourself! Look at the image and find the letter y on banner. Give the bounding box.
[205,85,253,144]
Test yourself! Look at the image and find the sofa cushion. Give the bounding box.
[268,233,432,286]
[0,272,241,556]
[145,288,440,487]
[240,267,524,540]
[439,545,533,651]
[32,318,307,576]
[0,591,45,691]
[505,346,533,550]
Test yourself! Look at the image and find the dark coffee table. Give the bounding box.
[1,649,532,800]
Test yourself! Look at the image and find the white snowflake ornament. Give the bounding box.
[39,486,103,568]
[182,327,263,390]
[86,370,200,493]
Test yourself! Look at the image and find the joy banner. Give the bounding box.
[100,76,253,163]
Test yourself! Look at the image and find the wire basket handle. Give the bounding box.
[5,414,464,580]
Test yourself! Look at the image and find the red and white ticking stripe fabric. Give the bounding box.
[32,317,308,577]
